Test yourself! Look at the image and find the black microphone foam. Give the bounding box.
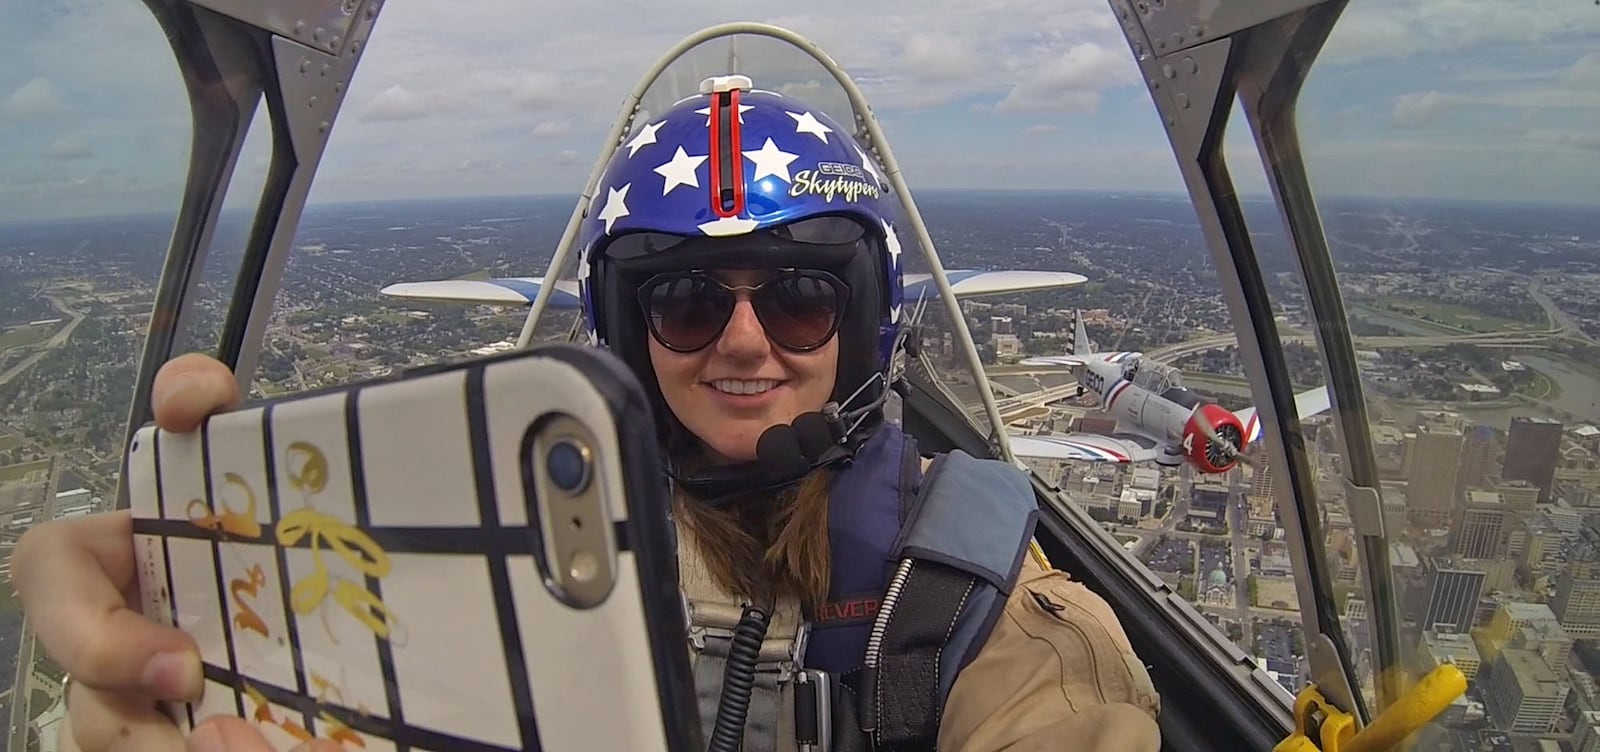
[756,424,809,477]
[791,412,835,460]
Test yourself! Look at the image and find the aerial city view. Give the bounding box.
[4,189,1598,749]
[3,0,1599,750]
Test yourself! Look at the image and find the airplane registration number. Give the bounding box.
[1083,370,1105,394]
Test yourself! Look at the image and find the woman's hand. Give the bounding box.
[14,354,330,750]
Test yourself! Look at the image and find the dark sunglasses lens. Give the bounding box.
[645,276,733,350]
[755,274,842,350]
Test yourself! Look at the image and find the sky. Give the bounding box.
[1,0,1597,221]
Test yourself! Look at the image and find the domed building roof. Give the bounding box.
[1209,567,1229,588]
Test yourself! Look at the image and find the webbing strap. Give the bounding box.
[872,560,978,750]
[692,639,797,752]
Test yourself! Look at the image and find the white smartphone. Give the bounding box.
[124,343,700,751]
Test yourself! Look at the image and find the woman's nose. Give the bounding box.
[715,298,771,356]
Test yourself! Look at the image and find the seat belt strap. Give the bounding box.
[868,559,979,749]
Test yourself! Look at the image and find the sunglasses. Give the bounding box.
[635,269,851,353]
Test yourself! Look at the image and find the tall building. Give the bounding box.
[1553,527,1600,638]
[1458,424,1498,495]
[1423,566,1487,634]
[1481,648,1567,734]
[1483,602,1575,677]
[1492,479,1540,511]
[1504,416,1563,502]
[1553,576,1600,639]
[1575,710,1600,752]
[1250,461,1276,505]
[1516,514,1557,582]
[1454,491,1506,560]
[1419,630,1482,682]
[1406,423,1463,524]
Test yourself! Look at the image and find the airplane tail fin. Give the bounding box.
[1073,310,1093,357]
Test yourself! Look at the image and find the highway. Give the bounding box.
[0,294,86,389]
[1228,467,1254,647]
[6,461,61,752]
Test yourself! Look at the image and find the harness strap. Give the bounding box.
[863,448,1040,750]
[692,645,795,752]
[679,519,823,751]
[870,560,977,749]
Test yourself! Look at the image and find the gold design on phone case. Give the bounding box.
[230,564,270,637]
[186,472,262,538]
[277,507,397,640]
[184,441,402,643]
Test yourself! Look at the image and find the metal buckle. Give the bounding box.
[794,669,832,752]
[774,621,811,682]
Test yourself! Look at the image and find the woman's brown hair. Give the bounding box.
[673,468,833,616]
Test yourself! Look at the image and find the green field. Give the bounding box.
[0,434,21,452]
[1369,297,1544,334]
[0,325,53,351]
[0,458,50,483]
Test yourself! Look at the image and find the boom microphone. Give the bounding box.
[755,422,811,478]
[791,412,836,460]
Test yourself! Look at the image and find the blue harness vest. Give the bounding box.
[805,419,921,675]
[800,421,1042,749]
[682,420,1040,751]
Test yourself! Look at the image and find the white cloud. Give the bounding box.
[1,0,1597,221]
[900,32,982,84]
[1568,52,1600,89]
[1321,0,1600,65]
[530,121,570,138]
[46,134,91,160]
[1392,91,1457,128]
[995,42,1131,113]
[4,78,66,120]
[361,84,433,122]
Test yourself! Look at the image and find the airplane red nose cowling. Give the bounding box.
[1181,404,1246,475]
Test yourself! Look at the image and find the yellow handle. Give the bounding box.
[1344,664,1467,752]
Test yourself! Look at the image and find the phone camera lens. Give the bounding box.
[545,438,592,494]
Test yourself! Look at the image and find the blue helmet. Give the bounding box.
[576,75,906,448]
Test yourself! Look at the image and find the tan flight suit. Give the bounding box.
[679,519,1162,751]
[937,550,1162,751]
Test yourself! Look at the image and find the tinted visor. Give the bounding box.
[636,269,850,353]
[603,215,870,274]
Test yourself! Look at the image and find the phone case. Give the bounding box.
[125,343,700,752]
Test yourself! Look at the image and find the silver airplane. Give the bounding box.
[1009,311,1332,475]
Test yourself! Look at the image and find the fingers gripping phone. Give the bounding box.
[124,343,700,752]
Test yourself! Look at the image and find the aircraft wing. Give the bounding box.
[1234,385,1332,444]
[377,278,584,308]
[379,269,1087,308]
[1006,431,1162,464]
[1018,354,1087,367]
[904,270,1088,300]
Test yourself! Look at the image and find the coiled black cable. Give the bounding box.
[706,604,771,752]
